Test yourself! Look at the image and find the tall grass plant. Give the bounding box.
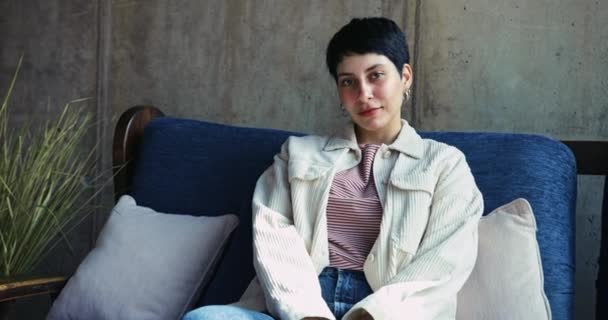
[0,56,105,276]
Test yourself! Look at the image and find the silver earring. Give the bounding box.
[340,104,348,117]
[404,89,411,102]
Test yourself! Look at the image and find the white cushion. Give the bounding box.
[456,198,552,320]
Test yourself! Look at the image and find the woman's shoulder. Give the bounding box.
[282,134,330,153]
[281,135,329,156]
[414,138,470,175]
[420,138,465,160]
[395,120,465,164]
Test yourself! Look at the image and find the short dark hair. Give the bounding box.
[325,17,410,81]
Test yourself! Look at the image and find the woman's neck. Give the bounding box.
[355,122,402,145]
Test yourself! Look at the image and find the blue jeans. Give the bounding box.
[183,267,372,320]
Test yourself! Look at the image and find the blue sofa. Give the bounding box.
[113,106,576,319]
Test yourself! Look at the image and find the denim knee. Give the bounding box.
[182,305,274,320]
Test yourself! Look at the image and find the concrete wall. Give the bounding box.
[1,1,606,319]
[108,0,409,135]
[412,0,607,139]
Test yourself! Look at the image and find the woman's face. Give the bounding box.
[336,53,413,143]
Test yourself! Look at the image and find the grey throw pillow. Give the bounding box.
[47,195,238,320]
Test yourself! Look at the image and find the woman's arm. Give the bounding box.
[252,139,335,320]
[345,148,484,320]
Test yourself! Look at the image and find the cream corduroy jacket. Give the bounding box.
[235,120,483,320]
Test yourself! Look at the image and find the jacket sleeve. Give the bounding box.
[345,148,483,320]
[252,139,335,320]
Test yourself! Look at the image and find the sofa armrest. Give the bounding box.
[562,141,608,175]
[112,105,164,201]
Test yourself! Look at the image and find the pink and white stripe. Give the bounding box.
[326,144,383,271]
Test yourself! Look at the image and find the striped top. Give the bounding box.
[326,144,383,270]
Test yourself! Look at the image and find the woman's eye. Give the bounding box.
[339,79,354,87]
[370,72,384,80]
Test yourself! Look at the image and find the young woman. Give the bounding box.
[184,17,483,320]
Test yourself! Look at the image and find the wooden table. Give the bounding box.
[0,276,66,320]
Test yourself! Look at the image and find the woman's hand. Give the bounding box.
[358,313,373,320]
[349,309,374,320]
[301,310,373,320]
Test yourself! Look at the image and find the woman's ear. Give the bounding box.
[402,63,413,89]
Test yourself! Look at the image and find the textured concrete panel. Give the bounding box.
[0,1,98,124]
[110,0,407,135]
[414,0,607,140]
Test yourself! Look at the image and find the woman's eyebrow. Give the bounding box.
[365,64,383,72]
[337,64,384,77]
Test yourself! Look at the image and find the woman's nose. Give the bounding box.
[357,82,373,101]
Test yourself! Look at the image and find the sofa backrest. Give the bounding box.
[129,117,575,320]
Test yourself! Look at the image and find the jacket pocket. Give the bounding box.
[388,173,436,253]
[287,160,331,182]
[389,173,435,195]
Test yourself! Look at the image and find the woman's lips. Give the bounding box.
[358,107,382,117]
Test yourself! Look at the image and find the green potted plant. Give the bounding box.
[0,56,107,278]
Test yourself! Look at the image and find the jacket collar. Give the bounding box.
[323,119,424,159]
